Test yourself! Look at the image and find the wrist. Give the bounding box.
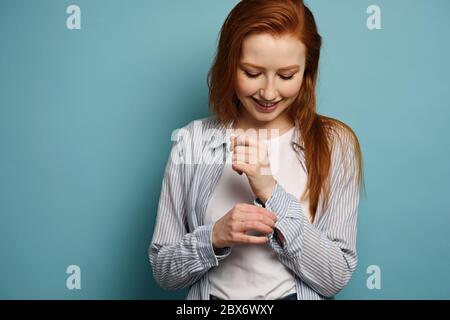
[211,222,223,249]
[258,179,276,204]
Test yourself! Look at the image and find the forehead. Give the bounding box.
[240,33,306,67]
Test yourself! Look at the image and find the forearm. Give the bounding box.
[272,215,357,297]
[262,183,358,297]
[149,224,231,290]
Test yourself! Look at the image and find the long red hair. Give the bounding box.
[207,0,364,221]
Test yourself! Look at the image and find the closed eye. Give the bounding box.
[279,74,294,80]
[244,71,295,81]
[244,71,260,78]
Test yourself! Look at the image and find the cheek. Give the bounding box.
[236,75,257,96]
[279,79,303,98]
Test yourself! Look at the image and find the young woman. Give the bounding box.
[150,0,364,300]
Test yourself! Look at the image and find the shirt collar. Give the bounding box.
[207,119,305,151]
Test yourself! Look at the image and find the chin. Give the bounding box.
[251,111,279,122]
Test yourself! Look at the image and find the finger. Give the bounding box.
[235,204,277,223]
[260,208,278,222]
[233,144,269,168]
[235,134,258,148]
[231,162,244,175]
[230,135,236,151]
[233,145,257,155]
[232,233,269,245]
[233,148,258,165]
[232,156,258,174]
[239,221,274,234]
[237,213,276,228]
[234,206,276,225]
[232,162,255,176]
[233,146,257,161]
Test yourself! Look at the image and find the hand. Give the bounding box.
[230,134,276,203]
[212,203,277,249]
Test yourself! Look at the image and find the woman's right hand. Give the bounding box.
[212,203,277,249]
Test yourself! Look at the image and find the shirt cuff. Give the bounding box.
[253,197,265,208]
[193,224,230,268]
[260,182,295,248]
[253,198,276,241]
[264,181,291,221]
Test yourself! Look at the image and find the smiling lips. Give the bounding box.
[251,97,282,112]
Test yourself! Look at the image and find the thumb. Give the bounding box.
[231,162,245,175]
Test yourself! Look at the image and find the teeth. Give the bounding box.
[255,99,277,107]
[252,97,280,108]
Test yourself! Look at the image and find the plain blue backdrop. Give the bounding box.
[1,0,449,299]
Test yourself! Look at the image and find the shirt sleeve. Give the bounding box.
[148,129,231,291]
[259,128,360,298]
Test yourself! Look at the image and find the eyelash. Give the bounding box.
[244,71,294,81]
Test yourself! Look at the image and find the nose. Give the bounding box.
[259,79,278,102]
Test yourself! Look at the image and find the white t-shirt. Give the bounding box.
[204,126,311,300]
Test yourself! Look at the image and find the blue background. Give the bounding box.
[1,0,449,299]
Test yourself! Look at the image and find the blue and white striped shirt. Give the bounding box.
[149,116,360,300]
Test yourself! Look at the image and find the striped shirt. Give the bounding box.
[149,116,360,300]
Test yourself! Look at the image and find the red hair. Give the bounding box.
[207,0,364,221]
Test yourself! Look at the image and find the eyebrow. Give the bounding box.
[240,62,301,72]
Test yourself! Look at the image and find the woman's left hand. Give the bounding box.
[230,134,276,204]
